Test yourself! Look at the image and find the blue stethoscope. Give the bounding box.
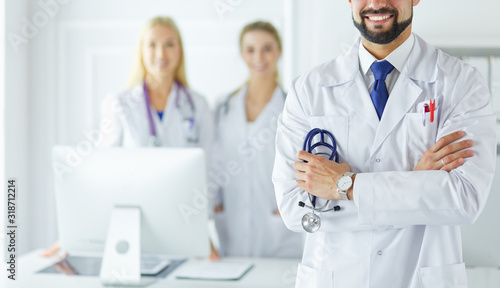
[299,128,341,233]
[143,81,197,147]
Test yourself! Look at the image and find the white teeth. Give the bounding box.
[369,15,390,21]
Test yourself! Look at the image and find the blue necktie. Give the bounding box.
[370,60,394,120]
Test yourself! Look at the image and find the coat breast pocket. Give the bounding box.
[403,109,439,169]
[309,116,349,162]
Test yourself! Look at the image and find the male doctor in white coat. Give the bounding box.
[273,0,497,287]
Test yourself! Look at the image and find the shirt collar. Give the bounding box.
[359,33,415,75]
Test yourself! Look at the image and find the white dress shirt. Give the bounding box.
[358,33,415,95]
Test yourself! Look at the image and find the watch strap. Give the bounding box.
[344,172,354,177]
[338,189,349,200]
[338,172,354,200]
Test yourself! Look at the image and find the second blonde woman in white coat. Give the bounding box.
[211,21,303,258]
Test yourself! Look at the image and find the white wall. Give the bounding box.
[0,0,5,275]
[414,0,500,47]
[291,0,500,74]
[4,0,30,255]
[13,0,287,253]
[290,0,356,76]
[4,0,500,256]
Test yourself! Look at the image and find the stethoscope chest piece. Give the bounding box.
[148,136,160,147]
[302,212,321,233]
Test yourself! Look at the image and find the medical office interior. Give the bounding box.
[1,0,500,287]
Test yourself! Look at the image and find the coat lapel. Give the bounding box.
[370,34,438,154]
[343,73,380,131]
[318,34,439,155]
[371,76,422,153]
[226,86,247,141]
[319,38,379,131]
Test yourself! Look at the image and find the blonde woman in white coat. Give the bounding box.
[211,21,303,258]
[42,16,213,258]
[99,16,212,151]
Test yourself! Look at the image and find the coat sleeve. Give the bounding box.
[273,79,375,233]
[97,94,123,147]
[356,65,497,226]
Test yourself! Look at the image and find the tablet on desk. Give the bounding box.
[175,260,254,281]
[37,255,185,278]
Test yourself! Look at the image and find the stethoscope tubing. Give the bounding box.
[143,80,195,141]
[302,128,338,162]
[302,128,339,209]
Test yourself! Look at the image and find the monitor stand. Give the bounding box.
[99,206,155,286]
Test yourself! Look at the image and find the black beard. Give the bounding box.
[352,8,412,45]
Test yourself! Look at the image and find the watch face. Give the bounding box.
[337,175,353,191]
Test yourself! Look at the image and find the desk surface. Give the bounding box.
[7,250,299,288]
[6,250,500,288]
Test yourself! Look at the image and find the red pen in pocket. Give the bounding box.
[422,100,436,127]
[429,99,435,123]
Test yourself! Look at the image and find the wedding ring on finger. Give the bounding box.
[441,158,446,166]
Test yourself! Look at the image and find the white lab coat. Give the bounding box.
[273,34,497,288]
[212,85,303,258]
[99,82,212,152]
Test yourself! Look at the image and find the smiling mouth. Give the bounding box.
[253,64,267,71]
[155,60,168,67]
[366,15,392,21]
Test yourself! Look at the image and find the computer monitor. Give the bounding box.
[52,146,210,284]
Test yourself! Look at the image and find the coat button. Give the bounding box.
[375,158,381,163]
[377,250,383,255]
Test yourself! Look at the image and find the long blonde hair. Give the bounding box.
[126,16,188,88]
[239,21,282,85]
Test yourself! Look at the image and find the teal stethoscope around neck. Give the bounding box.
[143,81,197,147]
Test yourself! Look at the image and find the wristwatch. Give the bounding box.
[336,172,355,200]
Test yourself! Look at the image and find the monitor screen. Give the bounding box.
[52,146,210,258]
